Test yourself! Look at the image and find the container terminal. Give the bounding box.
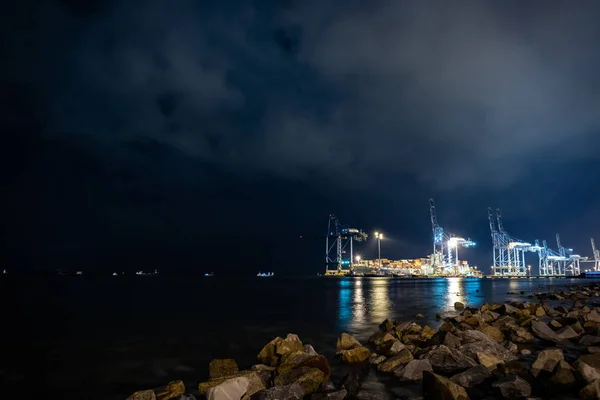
[323,199,600,278]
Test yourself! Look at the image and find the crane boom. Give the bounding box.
[496,209,505,233]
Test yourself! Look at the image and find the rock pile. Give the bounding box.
[125,283,600,399]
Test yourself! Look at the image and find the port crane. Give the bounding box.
[325,214,367,273]
[489,208,533,276]
[430,199,475,274]
[581,238,600,272]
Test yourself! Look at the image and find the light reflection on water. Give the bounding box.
[335,277,565,340]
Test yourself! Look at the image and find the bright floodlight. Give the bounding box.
[356,255,361,262]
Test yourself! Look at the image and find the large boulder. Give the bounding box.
[575,353,600,383]
[549,360,576,392]
[257,337,284,366]
[394,359,433,383]
[492,376,531,398]
[478,325,505,343]
[341,347,371,364]
[275,367,325,396]
[210,359,239,379]
[420,345,477,375]
[277,334,304,356]
[531,348,563,378]
[295,355,332,380]
[585,311,600,323]
[373,333,396,353]
[199,371,267,397]
[580,380,600,400]
[207,376,248,400]
[336,333,362,354]
[156,381,185,400]
[253,383,304,400]
[423,371,469,400]
[531,321,563,343]
[556,325,579,341]
[377,348,414,373]
[450,365,491,388]
[457,330,517,363]
[476,352,503,371]
[127,390,156,400]
[508,327,535,344]
[482,310,500,323]
[580,335,600,346]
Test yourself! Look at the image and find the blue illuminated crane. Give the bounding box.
[325,214,367,273]
[489,208,532,276]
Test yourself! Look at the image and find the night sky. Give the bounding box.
[3,0,600,275]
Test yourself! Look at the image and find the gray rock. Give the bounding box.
[369,354,386,365]
[457,330,518,363]
[575,353,600,383]
[253,383,304,400]
[493,376,531,398]
[509,327,535,344]
[421,345,478,375]
[385,340,405,357]
[176,395,196,400]
[531,320,563,343]
[531,348,563,378]
[394,359,432,382]
[304,345,319,356]
[503,341,518,355]
[443,332,462,349]
[580,380,600,400]
[423,371,469,400]
[556,325,579,341]
[580,335,600,346]
[207,376,249,400]
[585,311,600,323]
[377,348,413,372]
[450,365,491,388]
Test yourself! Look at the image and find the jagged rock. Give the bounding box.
[385,340,405,356]
[253,383,304,400]
[199,371,267,397]
[477,352,504,371]
[465,315,481,327]
[458,330,517,363]
[482,311,500,323]
[478,325,505,343]
[318,380,337,393]
[423,371,469,400]
[421,345,477,375]
[336,333,362,354]
[210,360,240,379]
[580,335,600,346]
[586,311,600,323]
[275,367,325,396]
[257,337,284,366]
[278,351,312,373]
[575,353,600,383]
[369,354,386,365]
[252,364,276,372]
[304,345,318,356]
[394,359,433,383]
[416,313,424,319]
[531,348,563,378]
[579,380,600,400]
[556,325,579,341]
[127,390,156,400]
[450,365,491,388]
[379,319,394,332]
[549,360,576,391]
[534,306,546,317]
[492,376,531,398]
[277,334,304,356]
[310,389,348,400]
[550,320,562,329]
[555,306,569,314]
[531,321,562,343]
[373,333,396,353]
[503,341,518,355]
[368,331,386,345]
[454,302,465,309]
[498,304,520,315]
[295,355,331,380]
[339,362,370,397]
[444,332,462,349]
[421,326,436,340]
[207,376,249,400]
[377,348,414,372]
[156,380,185,400]
[509,327,535,344]
[341,347,371,364]
[574,321,589,334]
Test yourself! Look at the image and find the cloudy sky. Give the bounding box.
[3,0,600,274]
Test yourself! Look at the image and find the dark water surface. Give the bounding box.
[0,276,587,399]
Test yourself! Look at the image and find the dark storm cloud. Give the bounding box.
[7,0,600,192]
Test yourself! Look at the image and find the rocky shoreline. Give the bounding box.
[127,283,600,399]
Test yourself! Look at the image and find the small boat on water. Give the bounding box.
[257,272,274,277]
[204,272,215,277]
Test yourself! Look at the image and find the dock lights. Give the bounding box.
[355,255,361,262]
